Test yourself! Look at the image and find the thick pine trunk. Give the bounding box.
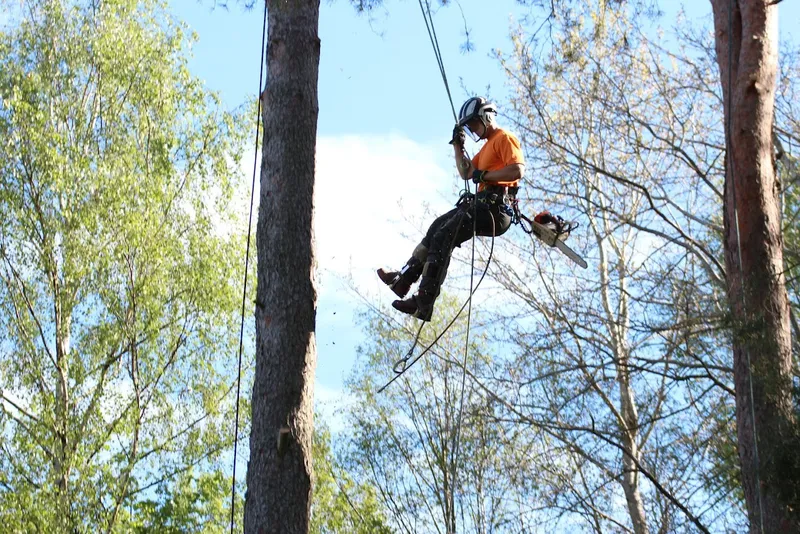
[710,1,798,531]
[244,1,320,532]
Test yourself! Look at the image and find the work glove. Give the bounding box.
[471,169,487,184]
[449,124,466,146]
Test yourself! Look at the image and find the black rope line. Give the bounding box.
[229,1,268,532]
[377,194,496,394]
[417,0,458,122]
[450,203,493,513]
[382,3,490,520]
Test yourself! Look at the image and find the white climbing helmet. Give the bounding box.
[457,96,497,137]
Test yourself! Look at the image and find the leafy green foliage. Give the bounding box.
[311,423,393,534]
[343,295,542,532]
[0,0,253,531]
[130,470,243,534]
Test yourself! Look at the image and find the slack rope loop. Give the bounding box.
[229,1,268,532]
[392,323,426,374]
[378,189,496,394]
[382,194,471,388]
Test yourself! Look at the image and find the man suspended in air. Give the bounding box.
[377,96,569,321]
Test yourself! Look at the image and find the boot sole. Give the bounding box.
[413,310,432,322]
[391,285,410,299]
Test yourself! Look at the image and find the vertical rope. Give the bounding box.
[449,200,494,530]
[725,0,765,531]
[404,6,487,528]
[417,0,458,122]
[229,1,268,532]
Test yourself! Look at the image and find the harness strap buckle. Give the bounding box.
[455,191,474,210]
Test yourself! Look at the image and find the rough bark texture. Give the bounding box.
[709,1,798,531]
[244,0,320,532]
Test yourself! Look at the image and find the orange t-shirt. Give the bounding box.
[471,128,525,192]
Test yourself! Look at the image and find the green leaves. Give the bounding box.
[0,0,253,531]
[342,296,532,532]
[311,423,394,534]
[130,470,241,534]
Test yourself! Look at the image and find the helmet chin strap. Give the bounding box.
[466,120,489,141]
[475,120,489,140]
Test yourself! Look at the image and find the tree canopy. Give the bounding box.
[0,0,251,530]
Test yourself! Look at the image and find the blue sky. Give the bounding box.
[170,0,544,413]
[168,0,800,418]
[173,0,534,138]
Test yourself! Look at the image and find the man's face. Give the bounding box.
[465,118,485,139]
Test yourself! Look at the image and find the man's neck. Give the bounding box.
[483,125,500,139]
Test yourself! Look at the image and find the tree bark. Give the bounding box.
[244,0,320,532]
[709,1,798,531]
[597,230,649,534]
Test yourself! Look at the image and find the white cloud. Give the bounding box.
[236,133,460,301]
[238,133,478,397]
[311,133,467,398]
[313,133,458,301]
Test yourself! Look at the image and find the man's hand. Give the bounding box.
[471,169,487,184]
[449,125,465,146]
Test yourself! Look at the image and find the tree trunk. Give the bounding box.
[244,0,320,532]
[54,275,72,530]
[597,231,649,534]
[618,370,649,534]
[709,1,798,531]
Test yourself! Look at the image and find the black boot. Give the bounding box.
[413,277,439,321]
[391,295,419,316]
[377,247,426,298]
[391,289,437,322]
[377,268,411,298]
[392,260,443,322]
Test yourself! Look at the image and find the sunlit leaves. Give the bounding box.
[0,0,253,530]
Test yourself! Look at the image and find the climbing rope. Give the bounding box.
[726,0,764,531]
[229,1,268,532]
[450,202,491,514]
[378,3,490,517]
[417,0,458,122]
[376,205,496,394]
